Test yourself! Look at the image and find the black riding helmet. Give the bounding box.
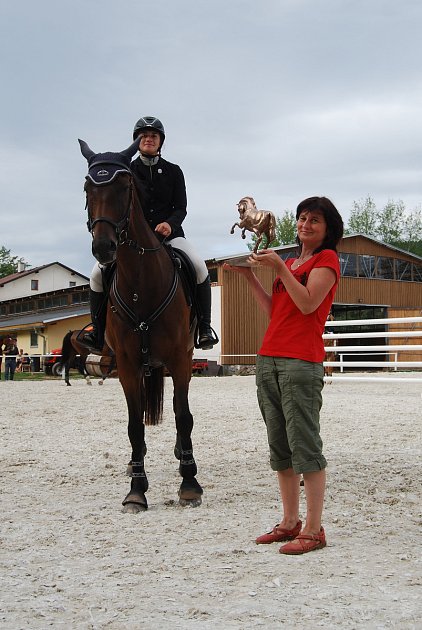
[132,116,165,148]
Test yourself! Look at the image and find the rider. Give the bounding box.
[84,116,217,352]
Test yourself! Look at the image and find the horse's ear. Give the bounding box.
[120,137,140,160]
[78,139,95,161]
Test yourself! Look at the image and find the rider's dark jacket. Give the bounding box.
[131,156,187,238]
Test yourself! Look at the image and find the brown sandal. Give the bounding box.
[279,527,326,555]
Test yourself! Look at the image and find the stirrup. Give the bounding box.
[83,331,101,350]
[197,326,219,350]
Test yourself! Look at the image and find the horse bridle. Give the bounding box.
[84,169,166,254]
[84,170,133,244]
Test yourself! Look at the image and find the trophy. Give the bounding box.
[230,196,276,254]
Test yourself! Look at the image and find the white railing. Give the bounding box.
[323,316,422,382]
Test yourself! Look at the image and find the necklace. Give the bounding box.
[292,253,313,268]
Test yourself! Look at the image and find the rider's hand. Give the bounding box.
[155,222,172,237]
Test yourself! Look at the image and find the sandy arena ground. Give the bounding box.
[1,373,421,629]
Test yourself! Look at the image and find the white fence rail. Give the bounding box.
[323,315,422,382]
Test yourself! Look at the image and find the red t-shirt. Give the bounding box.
[258,250,340,363]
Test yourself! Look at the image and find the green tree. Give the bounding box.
[248,210,296,251]
[393,205,422,256]
[0,247,28,278]
[346,195,378,236]
[376,200,405,243]
[345,197,422,257]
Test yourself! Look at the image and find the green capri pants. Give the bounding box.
[256,355,327,474]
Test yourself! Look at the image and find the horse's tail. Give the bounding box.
[58,330,75,369]
[143,366,165,426]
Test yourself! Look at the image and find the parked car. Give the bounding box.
[192,359,208,374]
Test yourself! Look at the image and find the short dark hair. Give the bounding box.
[295,196,344,253]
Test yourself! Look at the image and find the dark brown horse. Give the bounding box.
[57,330,91,386]
[58,328,117,385]
[79,138,202,513]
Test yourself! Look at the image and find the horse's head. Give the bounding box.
[237,196,255,218]
[79,138,139,265]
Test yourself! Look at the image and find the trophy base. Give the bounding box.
[225,256,259,267]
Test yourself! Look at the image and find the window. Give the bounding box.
[396,259,411,281]
[31,279,39,291]
[30,331,38,347]
[358,255,376,278]
[280,252,297,261]
[69,281,76,287]
[413,264,422,282]
[71,291,89,304]
[377,256,395,279]
[339,253,357,277]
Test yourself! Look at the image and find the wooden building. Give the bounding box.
[206,234,422,366]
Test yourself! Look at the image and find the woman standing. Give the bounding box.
[85,116,217,352]
[225,196,343,555]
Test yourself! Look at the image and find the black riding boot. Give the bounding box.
[196,275,219,350]
[83,289,107,351]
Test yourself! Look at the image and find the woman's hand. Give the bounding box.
[155,222,172,237]
[247,249,284,272]
[223,262,255,278]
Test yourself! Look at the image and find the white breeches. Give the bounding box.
[89,237,208,292]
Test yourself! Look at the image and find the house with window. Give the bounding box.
[0,262,88,301]
[0,263,90,364]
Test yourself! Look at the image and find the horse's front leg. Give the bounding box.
[230,222,240,234]
[172,374,203,508]
[119,367,149,514]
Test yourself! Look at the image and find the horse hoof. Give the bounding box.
[179,496,202,508]
[122,502,148,514]
[178,478,203,507]
[122,491,148,513]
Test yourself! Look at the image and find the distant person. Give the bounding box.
[4,337,19,381]
[84,115,218,352]
[224,196,343,555]
[15,349,24,372]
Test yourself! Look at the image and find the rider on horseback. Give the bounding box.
[84,116,218,352]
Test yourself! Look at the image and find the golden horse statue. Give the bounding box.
[230,196,276,253]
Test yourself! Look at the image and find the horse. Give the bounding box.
[57,328,117,386]
[78,137,202,513]
[230,196,277,253]
[57,330,91,386]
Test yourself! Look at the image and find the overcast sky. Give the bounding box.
[1,0,421,277]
